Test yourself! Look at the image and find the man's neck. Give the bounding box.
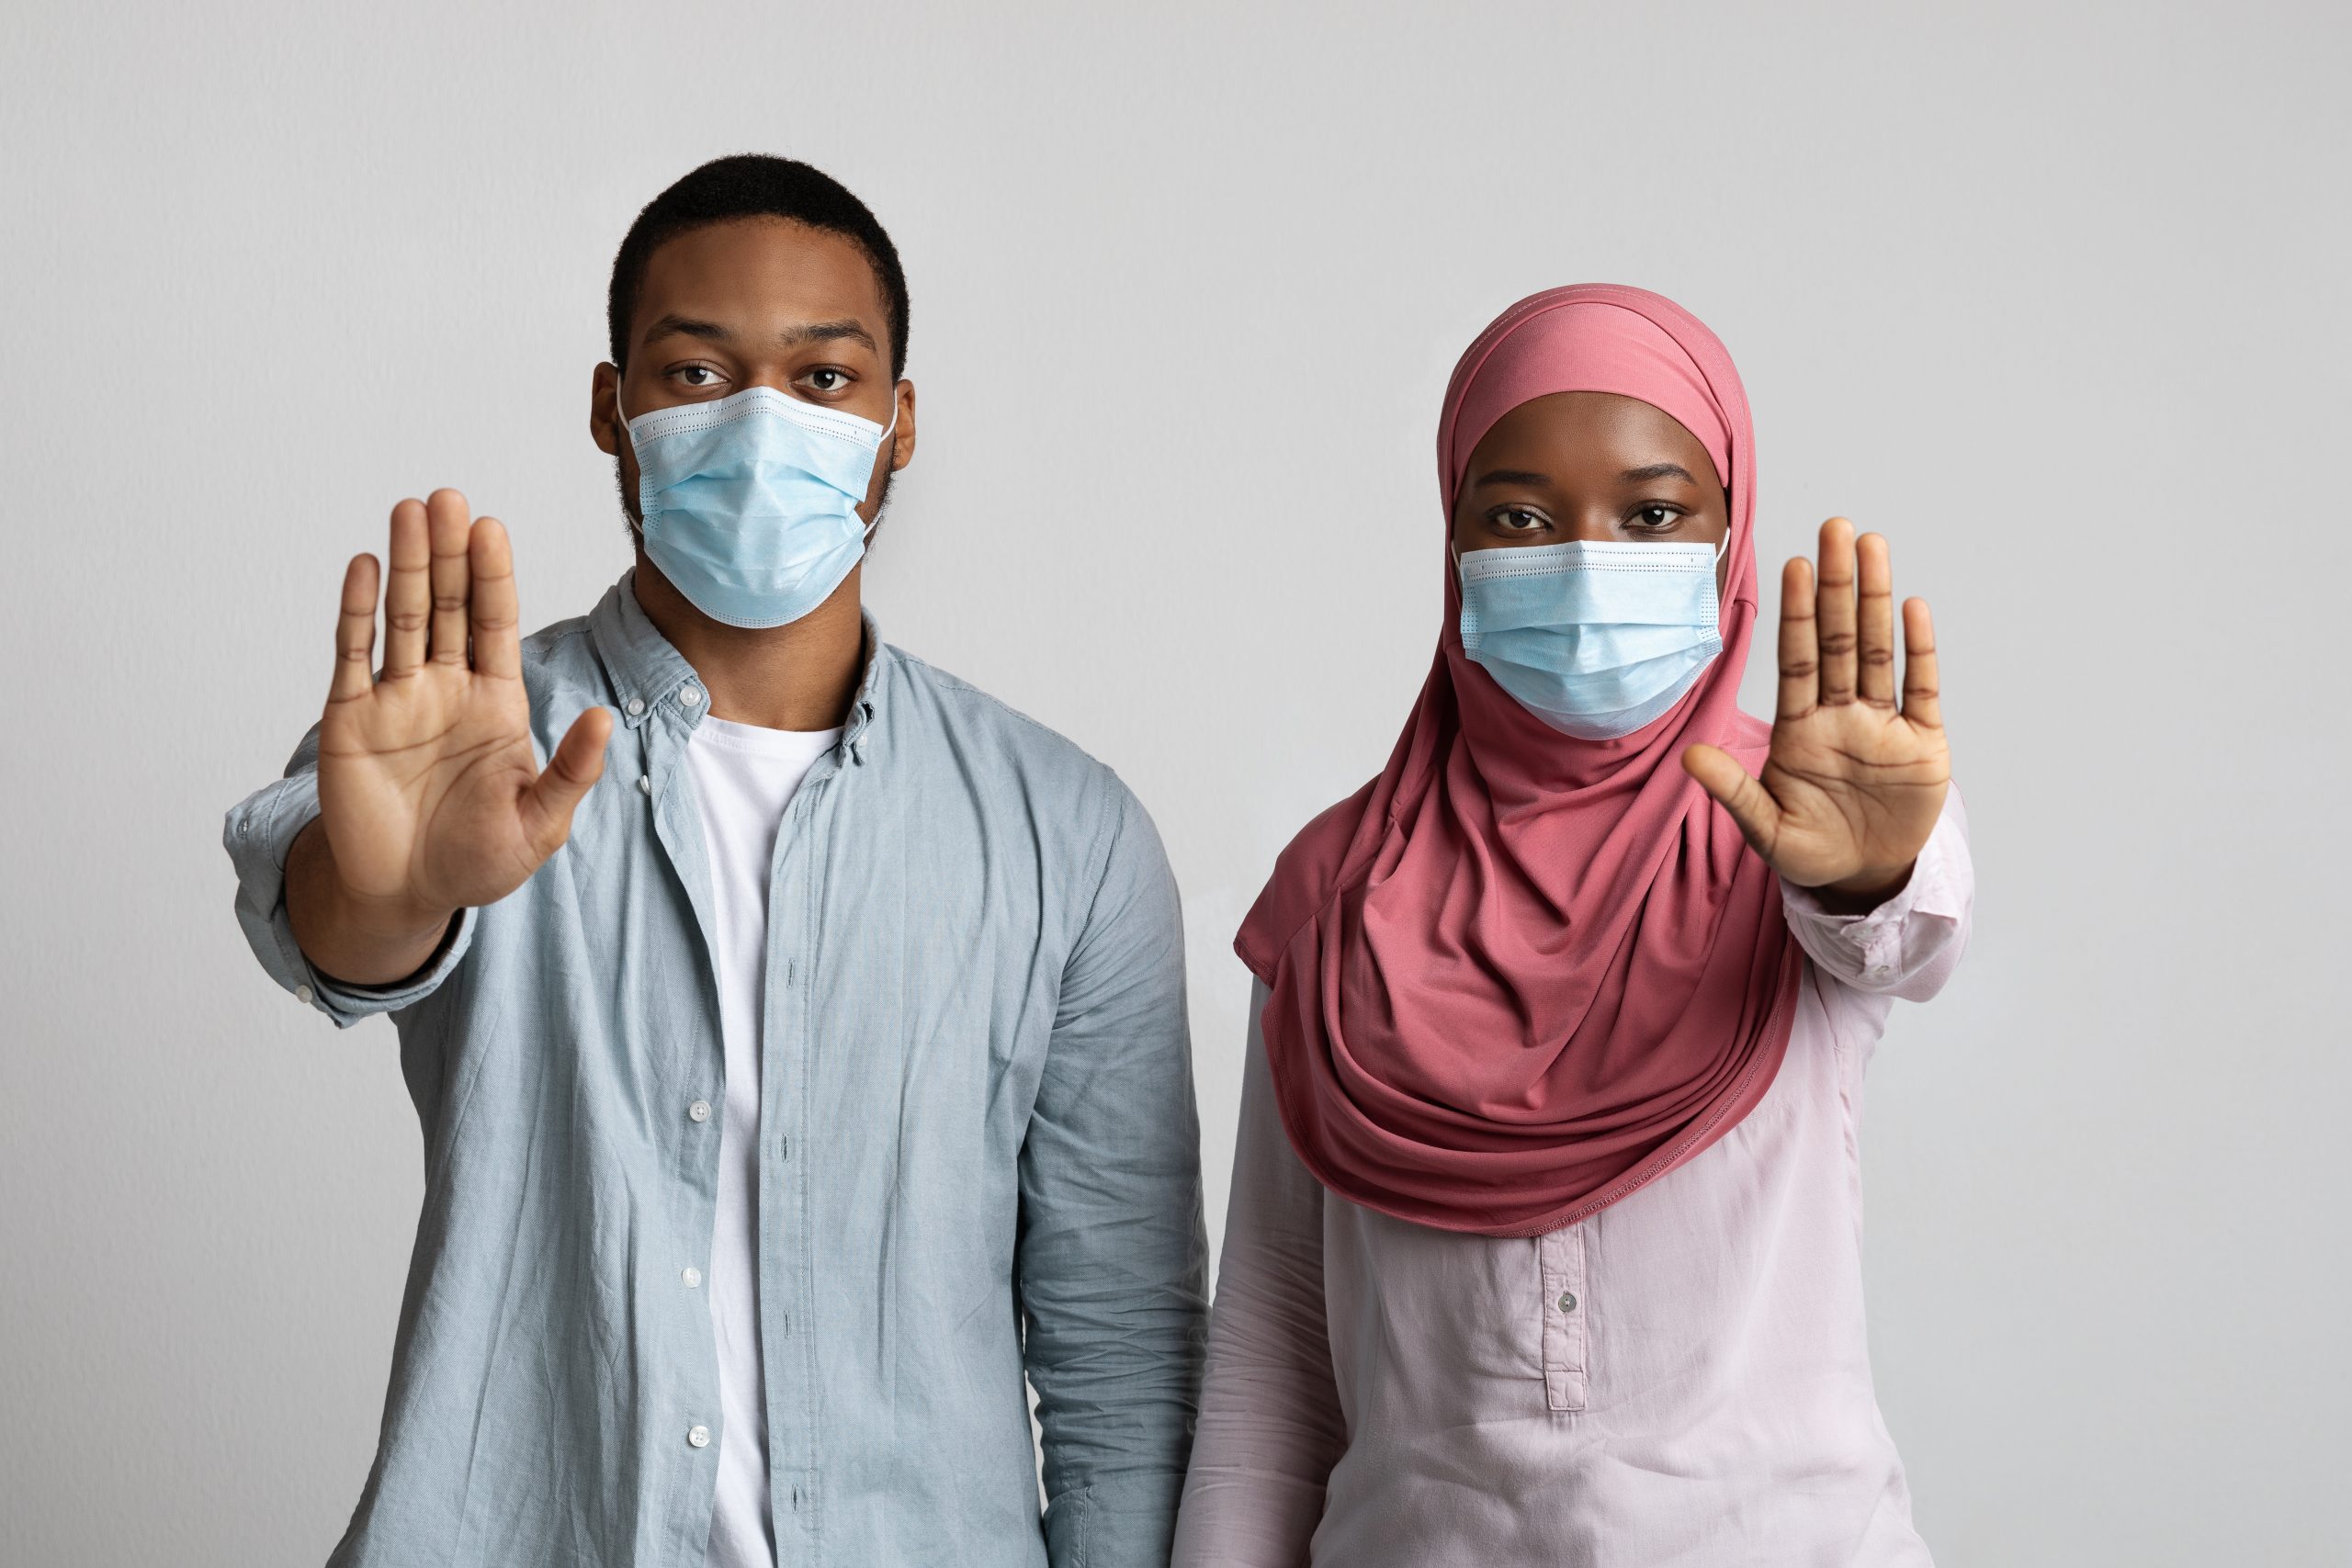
[633,553,866,732]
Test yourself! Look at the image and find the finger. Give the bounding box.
[1776,556,1817,722]
[331,553,380,704]
[425,489,473,666]
[520,706,614,857]
[1855,532,1896,707]
[468,517,522,680]
[1815,517,1859,705]
[383,498,432,674]
[1900,596,1942,730]
[1681,743,1783,861]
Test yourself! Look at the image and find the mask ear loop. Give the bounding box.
[859,389,908,544]
[610,377,647,533]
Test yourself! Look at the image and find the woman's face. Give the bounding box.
[1451,390,1730,593]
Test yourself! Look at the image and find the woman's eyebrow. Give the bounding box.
[1622,462,1698,484]
[1473,468,1553,489]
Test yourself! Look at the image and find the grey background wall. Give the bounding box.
[3,2,2344,1562]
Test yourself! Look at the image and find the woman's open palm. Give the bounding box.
[318,490,612,918]
[1683,517,1949,897]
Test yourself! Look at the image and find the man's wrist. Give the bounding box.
[288,820,458,985]
[322,876,457,948]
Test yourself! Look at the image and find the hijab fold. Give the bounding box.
[1235,285,1802,1237]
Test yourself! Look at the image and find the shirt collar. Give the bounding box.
[589,570,888,755]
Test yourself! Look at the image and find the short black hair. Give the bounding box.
[607,154,910,379]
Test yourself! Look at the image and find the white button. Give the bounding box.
[679,686,704,707]
[625,696,647,716]
[686,1424,711,1449]
[687,1099,711,1123]
[293,984,315,1006]
[637,775,652,796]
[1557,1291,1577,1313]
[682,1267,702,1288]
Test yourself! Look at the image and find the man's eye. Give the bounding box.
[807,367,849,393]
[674,366,723,389]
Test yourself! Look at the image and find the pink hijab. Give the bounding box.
[1235,285,1802,1237]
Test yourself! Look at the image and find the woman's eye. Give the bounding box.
[1494,507,1548,532]
[806,367,850,393]
[1633,504,1683,530]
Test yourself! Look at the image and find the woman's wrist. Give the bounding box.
[1809,860,1916,916]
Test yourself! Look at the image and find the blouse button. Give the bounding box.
[1557,1292,1577,1314]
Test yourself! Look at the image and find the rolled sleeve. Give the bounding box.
[221,732,474,1029]
[1781,783,1973,1003]
[1170,981,1347,1568]
[1019,779,1211,1568]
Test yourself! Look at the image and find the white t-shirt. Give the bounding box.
[684,713,842,1568]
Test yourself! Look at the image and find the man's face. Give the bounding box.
[593,216,915,528]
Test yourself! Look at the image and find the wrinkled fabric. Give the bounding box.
[1237,286,1801,1236]
[222,572,1208,1568]
[1176,794,1973,1567]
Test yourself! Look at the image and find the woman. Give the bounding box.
[1171,286,1971,1565]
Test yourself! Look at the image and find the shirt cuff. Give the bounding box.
[223,773,476,1028]
[1780,811,1966,989]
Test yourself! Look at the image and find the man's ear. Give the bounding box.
[888,378,917,471]
[590,363,621,457]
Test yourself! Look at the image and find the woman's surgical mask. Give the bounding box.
[615,382,897,629]
[1458,537,1726,740]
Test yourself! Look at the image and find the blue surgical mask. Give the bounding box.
[1457,537,1726,739]
[615,384,897,629]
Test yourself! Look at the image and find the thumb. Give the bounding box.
[1681,743,1782,861]
[520,705,615,856]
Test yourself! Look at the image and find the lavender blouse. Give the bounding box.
[1172,793,1973,1566]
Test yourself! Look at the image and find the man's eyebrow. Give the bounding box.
[1472,468,1554,489]
[639,313,733,347]
[636,316,881,354]
[1622,462,1699,484]
[779,319,879,352]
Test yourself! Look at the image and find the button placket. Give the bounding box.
[1539,1224,1589,1412]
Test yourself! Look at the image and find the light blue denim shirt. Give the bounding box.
[222,574,1208,1568]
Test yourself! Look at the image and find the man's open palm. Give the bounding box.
[1682,517,1950,895]
[320,489,613,918]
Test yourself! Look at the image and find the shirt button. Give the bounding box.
[625,696,647,716]
[679,686,704,708]
[682,1267,702,1288]
[687,1424,711,1449]
[637,775,652,796]
[687,1099,712,1123]
[1558,1292,1577,1314]
[293,984,315,1006]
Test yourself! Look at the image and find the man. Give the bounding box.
[223,154,1207,1568]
